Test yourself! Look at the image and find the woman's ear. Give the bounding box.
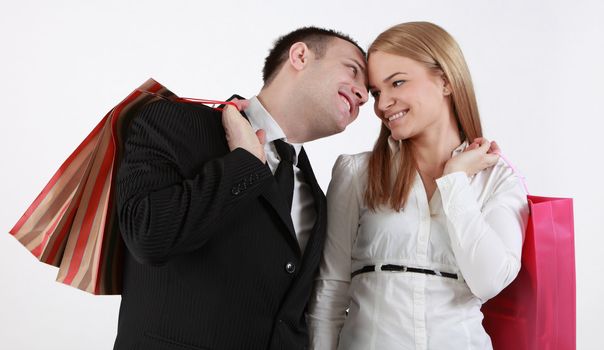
[441,74,452,96]
[288,42,311,71]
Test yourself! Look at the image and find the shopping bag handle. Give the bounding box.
[136,90,240,111]
[175,97,239,111]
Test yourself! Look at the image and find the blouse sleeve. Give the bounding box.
[436,162,529,301]
[307,154,361,350]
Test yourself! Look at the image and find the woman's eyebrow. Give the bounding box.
[382,72,408,82]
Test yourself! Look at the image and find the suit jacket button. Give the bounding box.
[285,262,296,274]
[231,186,240,195]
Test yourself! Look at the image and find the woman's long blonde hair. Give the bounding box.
[365,22,483,211]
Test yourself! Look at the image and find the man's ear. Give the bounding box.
[288,42,311,71]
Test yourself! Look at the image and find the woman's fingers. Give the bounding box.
[488,141,501,155]
[485,153,500,167]
[466,142,480,151]
[470,137,500,155]
[478,138,491,152]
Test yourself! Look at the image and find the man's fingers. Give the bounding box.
[229,98,250,111]
[223,104,242,117]
[256,129,266,145]
[222,104,238,123]
[223,104,249,129]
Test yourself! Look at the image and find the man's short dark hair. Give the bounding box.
[262,26,366,85]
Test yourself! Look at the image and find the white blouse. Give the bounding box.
[307,142,529,350]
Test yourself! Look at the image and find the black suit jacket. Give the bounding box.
[113,98,326,350]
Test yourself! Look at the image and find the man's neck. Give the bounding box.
[257,87,308,144]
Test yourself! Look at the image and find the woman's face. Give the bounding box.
[368,51,451,141]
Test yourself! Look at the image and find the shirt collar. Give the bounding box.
[244,96,302,160]
[451,140,469,156]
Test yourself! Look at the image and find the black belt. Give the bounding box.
[351,264,458,280]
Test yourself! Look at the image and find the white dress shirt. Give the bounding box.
[307,140,529,350]
[244,96,315,254]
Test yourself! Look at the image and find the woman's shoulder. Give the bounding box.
[491,156,522,180]
[478,156,527,195]
[332,151,372,175]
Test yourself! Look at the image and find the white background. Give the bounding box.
[1,0,602,349]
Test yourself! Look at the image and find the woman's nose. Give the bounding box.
[377,92,394,112]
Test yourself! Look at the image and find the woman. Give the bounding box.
[307,22,529,350]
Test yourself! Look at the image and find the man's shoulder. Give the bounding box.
[133,99,224,135]
[126,98,227,149]
[141,98,221,119]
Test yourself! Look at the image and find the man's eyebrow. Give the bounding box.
[349,58,366,73]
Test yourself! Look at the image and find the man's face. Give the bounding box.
[298,38,369,139]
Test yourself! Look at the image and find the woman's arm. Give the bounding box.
[437,159,529,301]
[307,154,361,350]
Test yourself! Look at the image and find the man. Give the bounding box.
[114,27,368,350]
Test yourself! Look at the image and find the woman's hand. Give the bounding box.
[222,99,267,163]
[443,138,500,177]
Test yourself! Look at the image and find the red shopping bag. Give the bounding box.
[9,78,237,294]
[482,175,575,348]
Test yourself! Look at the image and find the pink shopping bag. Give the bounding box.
[482,172,575,348]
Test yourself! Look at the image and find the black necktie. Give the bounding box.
[273,139,296,210]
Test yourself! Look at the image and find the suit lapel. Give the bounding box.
[277,147,327,311]
[259,178,300,255]
[296,148,326,264]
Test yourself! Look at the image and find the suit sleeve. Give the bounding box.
[116,100,273,266]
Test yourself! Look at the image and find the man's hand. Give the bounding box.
[222,102,266,163]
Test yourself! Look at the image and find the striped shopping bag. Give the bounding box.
[9,79,240,295]
[9,78,176,295]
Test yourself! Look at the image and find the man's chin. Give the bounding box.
[335,120,350,134]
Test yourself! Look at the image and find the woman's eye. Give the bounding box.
[370,90,380,98]
[393,80,406,87]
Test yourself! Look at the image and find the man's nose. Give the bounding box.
[352,85,368,105]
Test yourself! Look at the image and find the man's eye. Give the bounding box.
[349,66,358,76]
[393,80,406,87]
